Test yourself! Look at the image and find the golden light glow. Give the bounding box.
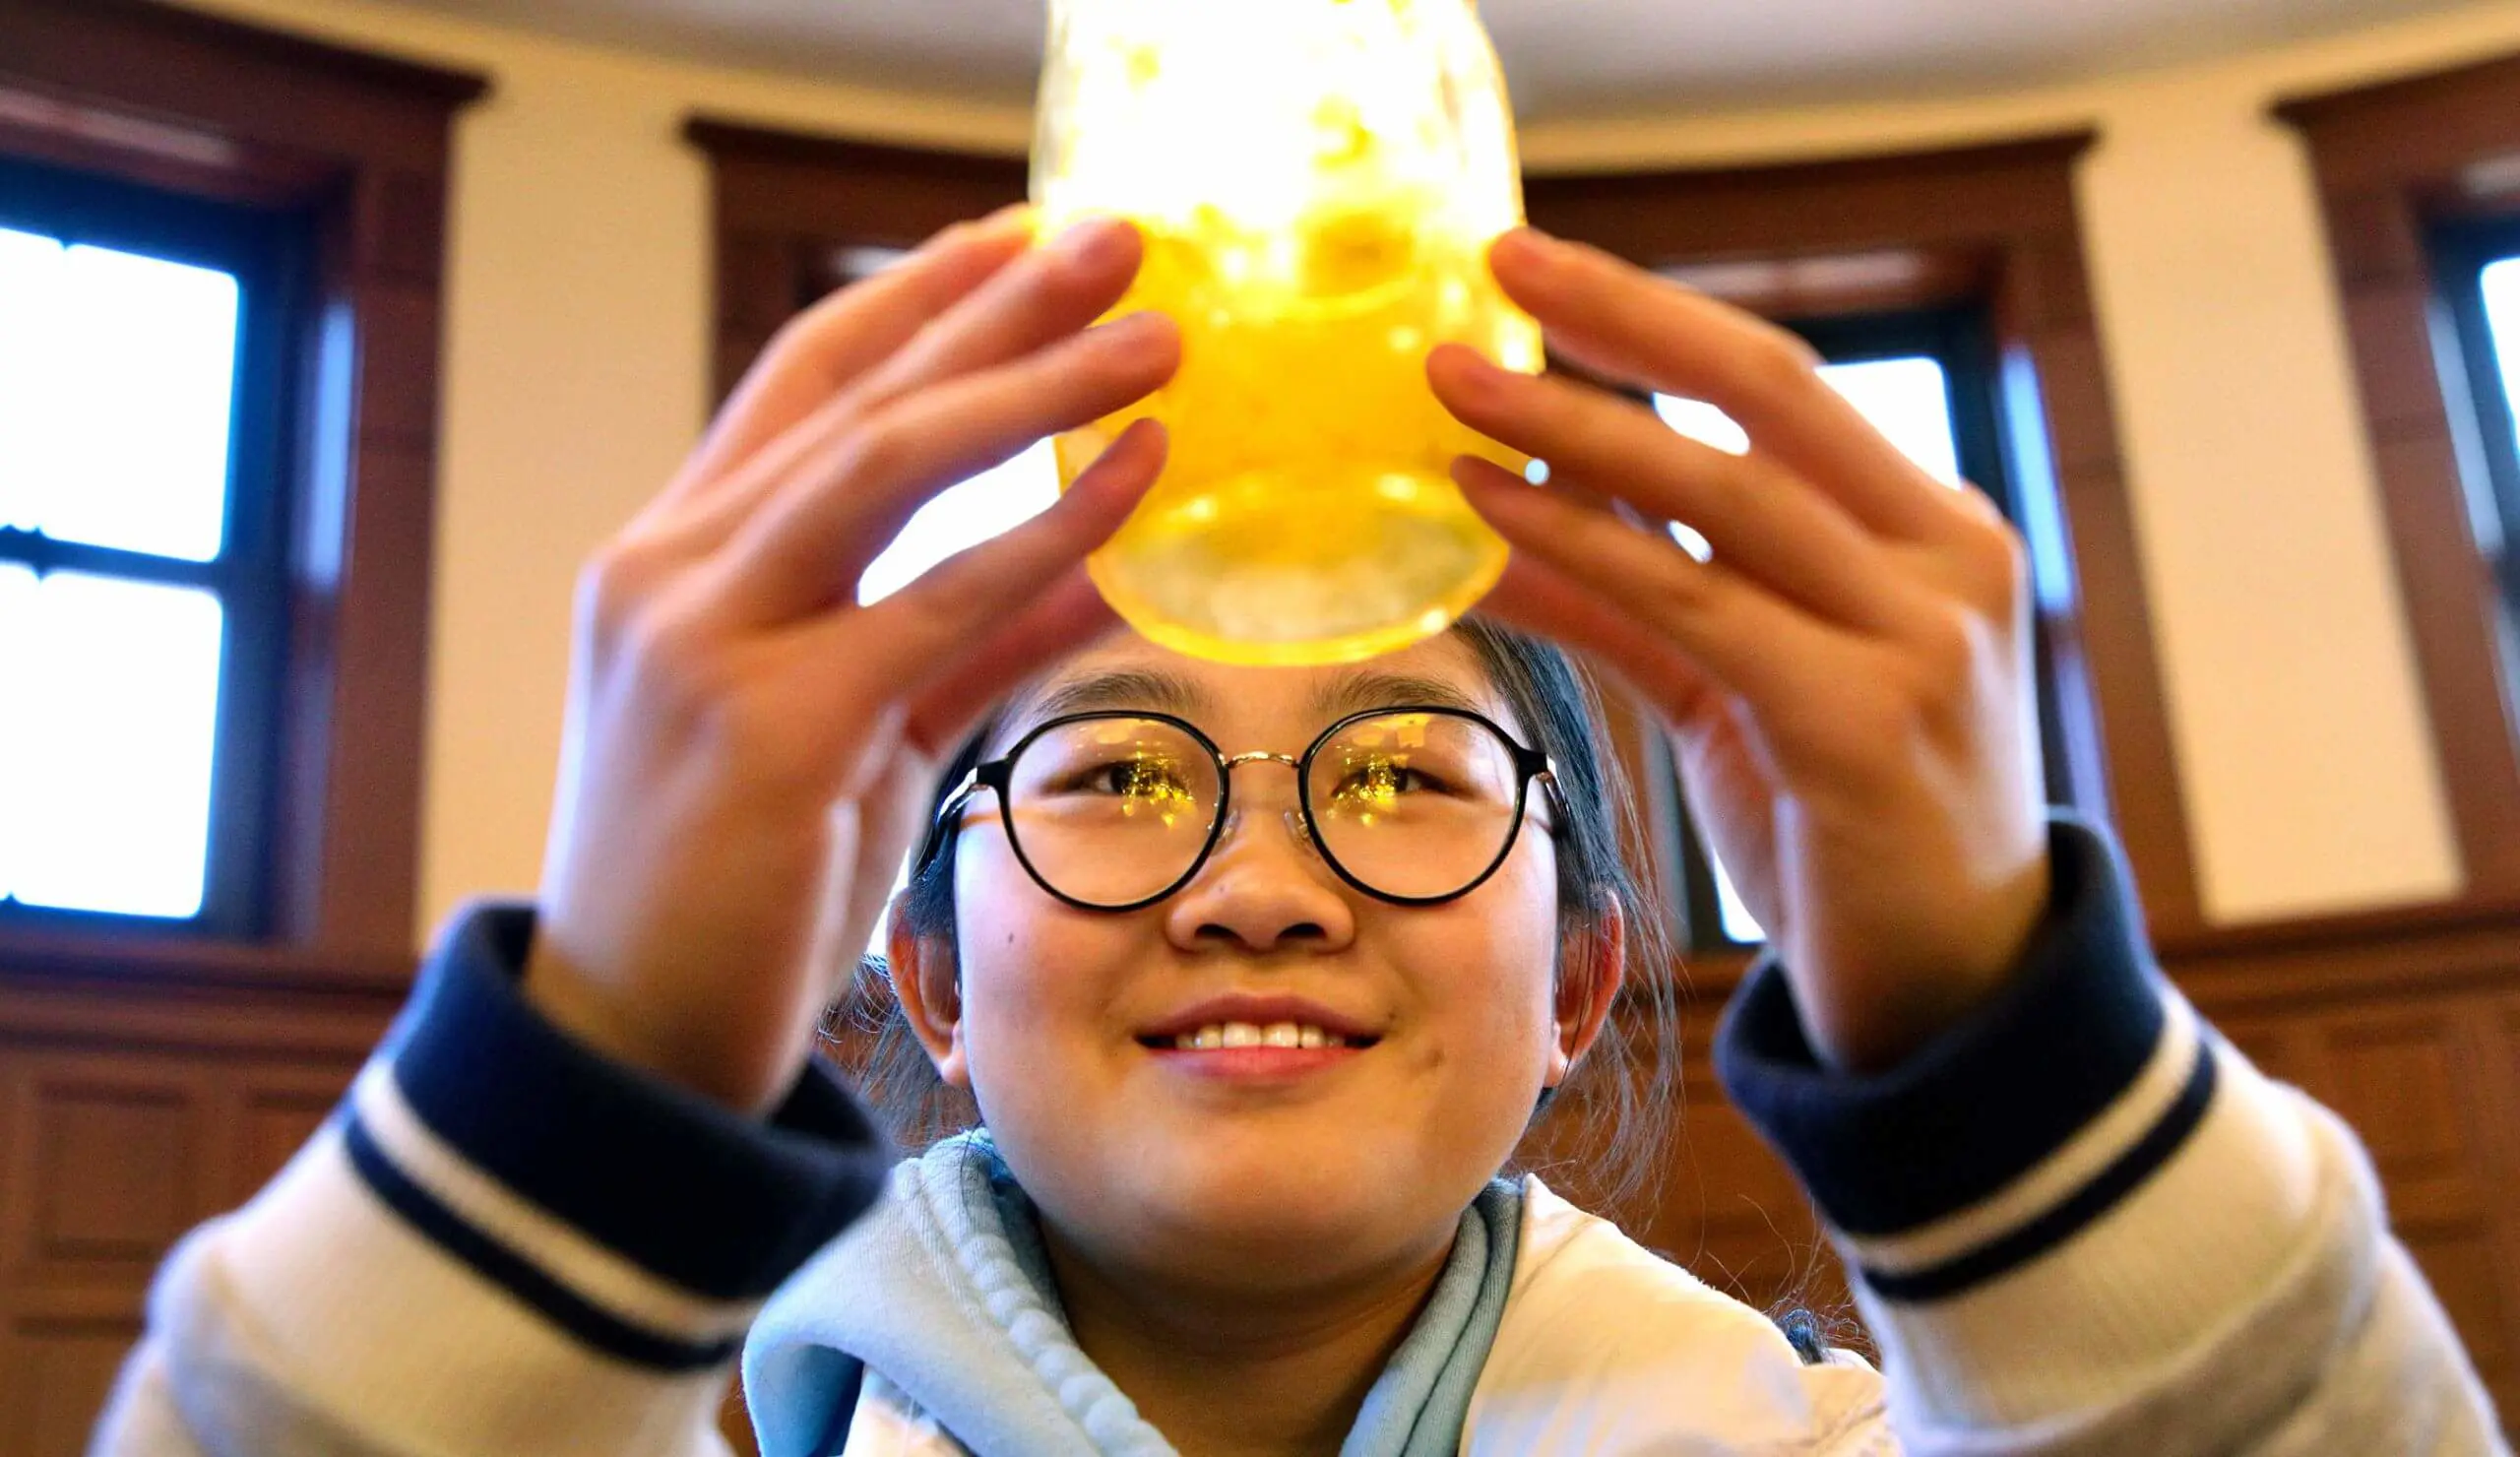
[1034,0,1541,666]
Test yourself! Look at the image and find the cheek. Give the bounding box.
[1389,850,1568,1146]
[948,836,1131,1104]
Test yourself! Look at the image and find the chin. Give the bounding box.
[1116,1128,1479,1280]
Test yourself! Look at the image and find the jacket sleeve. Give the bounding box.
[87,904,892,1457]
[1715,816,2511,1456]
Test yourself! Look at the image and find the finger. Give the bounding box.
[712,313,1179,623]
[842,418,1164,730]
[671,207,1034,497]
[1453,456,1854,719]
[1432,346,1926,635]
[1472,551,1730,737]
[904,568,1122,755]
[638,216,1149,560]
[849,216,1151,414]
[1487,228,1965,541]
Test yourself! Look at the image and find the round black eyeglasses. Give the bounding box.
[914,706,1566,913]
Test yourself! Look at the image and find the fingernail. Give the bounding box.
[1493,227,1570,276]
[1053,216,1137,272]
[1433,343,1506,394]
[1095,310,1175,359]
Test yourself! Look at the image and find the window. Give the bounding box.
[1655,307,2072,948]
[2278,57,2520,907]
[0,1,484,974]
[2430,219,2520,676]
[0,157,298,933]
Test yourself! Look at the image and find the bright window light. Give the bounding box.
[1709,854,1765,946]
[2480,258,2520,456]
[1819,357,1962,483]
[1657,352,1968,944]
[0,226,238,562]
[853,435,1062,958]
[858,440,1063,605]
[0,571,226,919]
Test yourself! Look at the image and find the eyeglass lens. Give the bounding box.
[1000,712,1525,907]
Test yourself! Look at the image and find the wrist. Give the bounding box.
[1799,852,2053,1075]
[522,937,792,1118]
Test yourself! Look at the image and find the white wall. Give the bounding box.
[171,0,2520,939]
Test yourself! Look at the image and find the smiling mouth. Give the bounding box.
[1137,1021,1383,1053]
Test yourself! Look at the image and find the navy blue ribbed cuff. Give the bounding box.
[1714,816,2168,1238]
[380,903,890,1301]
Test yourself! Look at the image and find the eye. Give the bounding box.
[1063,756,1196,802]
[1332,758,1445,803]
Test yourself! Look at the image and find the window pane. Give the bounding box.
[1657,355,1961,482]
[0,227,238,562]
[2479,258,2520,461]
[1656,353,1965,944]
[0,563,30,903]
[857,440,1062,605]
[1815,357,1961,484]
[1710,852,1765,946]
[0,571,225,919]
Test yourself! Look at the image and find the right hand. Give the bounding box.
[521,212,1179,1115]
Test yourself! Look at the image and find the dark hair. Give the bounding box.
[825,616,1683,1221]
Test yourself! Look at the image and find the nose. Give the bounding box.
[1162,761,1356,955]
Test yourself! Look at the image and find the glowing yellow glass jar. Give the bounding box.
[1033,0,1542,666]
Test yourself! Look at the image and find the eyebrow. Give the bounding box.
[1305,671,1489,723]
[1014,667,1213,726]
[1004,665,1492,737]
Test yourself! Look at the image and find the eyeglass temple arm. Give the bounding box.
[914,770,987,872]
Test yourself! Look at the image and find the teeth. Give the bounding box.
[1166,1022,1354,1051]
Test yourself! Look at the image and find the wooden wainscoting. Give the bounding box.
[0,970,400,1455]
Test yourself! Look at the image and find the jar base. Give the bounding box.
[1086,464,1508,666]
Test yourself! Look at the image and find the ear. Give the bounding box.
[885,892,972,1089]
[1544,895,1625,1090]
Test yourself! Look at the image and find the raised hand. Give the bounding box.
[1429,227,2050,1075]
[523,213,1180,1113]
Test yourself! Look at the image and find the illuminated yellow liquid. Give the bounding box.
[1035,1,1539,666]
[1051,205,1540,666]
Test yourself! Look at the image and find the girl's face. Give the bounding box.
[900,631,1613,1293]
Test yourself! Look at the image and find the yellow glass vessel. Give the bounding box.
[1033,0,1542,665]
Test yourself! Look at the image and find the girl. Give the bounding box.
[95,215,2506,1455]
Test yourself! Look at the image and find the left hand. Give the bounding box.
[1427,226,2051,1076]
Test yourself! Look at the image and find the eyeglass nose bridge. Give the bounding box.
[1216,750,1317,854]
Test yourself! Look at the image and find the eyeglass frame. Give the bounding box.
[913,705,1569,914]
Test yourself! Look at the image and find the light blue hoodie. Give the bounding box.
[741,1133,1524,1457]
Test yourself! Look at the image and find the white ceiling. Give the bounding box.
[397,0,2472,118]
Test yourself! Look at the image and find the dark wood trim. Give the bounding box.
[0,0,489,989]
[684,118,1024,186]
[1527,132,2208,945]
[2275,53,2520,909]
[16,0,487,108]
[685,116,1030,406]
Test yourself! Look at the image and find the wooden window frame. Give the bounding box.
[2276,54,2520,913]
[0,0,486,991]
